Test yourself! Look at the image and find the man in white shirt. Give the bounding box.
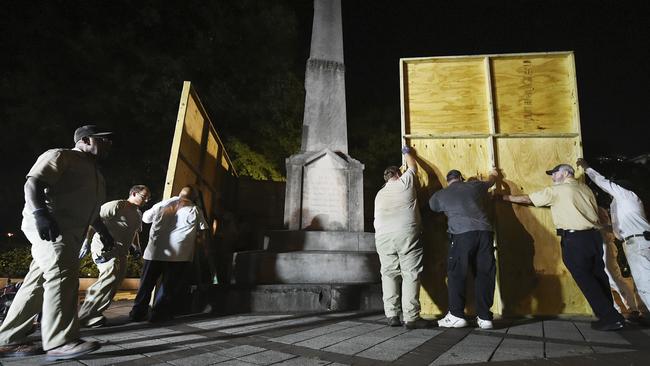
[128,186,208,322]
[578,158,650,316]
[374,146,431,329]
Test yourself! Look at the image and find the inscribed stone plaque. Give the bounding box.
[301,154,348,230]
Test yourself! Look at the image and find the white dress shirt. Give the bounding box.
[585,167,650,240]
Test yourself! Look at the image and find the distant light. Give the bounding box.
[6,232,14,237]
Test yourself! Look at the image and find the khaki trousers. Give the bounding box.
[375,229,423,322]
[78,255,128,327]
[0,228,82,350]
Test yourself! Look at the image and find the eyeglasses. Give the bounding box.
[136,192,150,203]
[91,136,112,143]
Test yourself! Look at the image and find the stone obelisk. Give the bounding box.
[284,0,364,232]
[229,0,380,312]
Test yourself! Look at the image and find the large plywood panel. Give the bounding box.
[492,55,576,133]
[494,137,590,315]
[409,138,494,316]
[202,132,220,188]
[405,59,489,135]
[180,95,206,169]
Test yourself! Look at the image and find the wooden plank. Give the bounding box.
[163,82,192,199]
[404,58,489,135]
[492,54,576,133]
[494,136,589,315]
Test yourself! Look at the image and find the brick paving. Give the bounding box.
[1,301,649,365]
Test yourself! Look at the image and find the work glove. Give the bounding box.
[33,208,60,242]
[401,146,412,155]
[129,244,142,260]
[79,238,91,259]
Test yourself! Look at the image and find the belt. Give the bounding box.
[556,228,596,236]
[624,234,646,241]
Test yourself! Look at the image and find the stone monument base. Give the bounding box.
[228,230,382,312]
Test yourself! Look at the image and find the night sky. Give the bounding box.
[1,1,648,238]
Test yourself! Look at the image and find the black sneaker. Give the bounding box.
[387,316,401,327]
[404,317,434,330]
[591,319,624,331]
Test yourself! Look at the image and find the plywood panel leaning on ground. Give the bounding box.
[404,58,489,135]
[400,52,589,316]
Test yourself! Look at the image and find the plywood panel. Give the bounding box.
[408,138,494,316]
[492,55,576,133]
[405,59,489,135]
[171,157,197,198]
[202,132,220,188]
[494,137,590,315]
[180,95,206,169]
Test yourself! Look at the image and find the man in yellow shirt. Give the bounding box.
[500,163,625,331]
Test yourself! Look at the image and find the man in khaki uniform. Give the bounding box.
[500,163,625,331]
[0,125,113,361]
[373,146,431,329]
[78,185,150,328]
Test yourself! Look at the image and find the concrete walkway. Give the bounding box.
[2,301,649,366]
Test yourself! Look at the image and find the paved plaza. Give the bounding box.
[2,300,650,366]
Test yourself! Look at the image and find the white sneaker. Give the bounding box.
[437,313,468,328]
[476,317,493,329]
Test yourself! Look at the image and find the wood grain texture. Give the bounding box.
[405,59,489,135]
[492,55,576,133]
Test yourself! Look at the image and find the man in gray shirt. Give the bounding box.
[429,169,497,329]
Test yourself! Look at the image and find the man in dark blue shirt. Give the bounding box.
[429,169,497,329]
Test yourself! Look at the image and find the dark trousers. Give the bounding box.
[130,260,189,319]
[560,229,622,323]
[447,230,496,320]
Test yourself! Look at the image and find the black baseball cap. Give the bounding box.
[446,169,464,182]
[545,164,575,176]
[74,125,113,143]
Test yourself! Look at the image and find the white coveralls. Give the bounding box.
[587,167,650,313]
[0,149,105,350]
[78,200,142,327]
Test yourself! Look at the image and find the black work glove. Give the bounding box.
[129,245,142,260]
[33,209,60,242]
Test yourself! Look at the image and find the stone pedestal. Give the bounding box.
[284,149,364,231]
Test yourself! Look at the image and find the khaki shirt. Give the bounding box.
[529,178,599,230]
[91,199,142,259]
[22,148,106,238]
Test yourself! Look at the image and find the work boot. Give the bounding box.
[45,340,100,361]
[437,312,468,328]
[404,317,434,329]
[387,316,402,327]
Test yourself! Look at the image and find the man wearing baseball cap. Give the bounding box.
[428,168,498,329]
[0,125,114,360]
[499,163,625,331]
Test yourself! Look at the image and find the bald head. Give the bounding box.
[179,186,198,202]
